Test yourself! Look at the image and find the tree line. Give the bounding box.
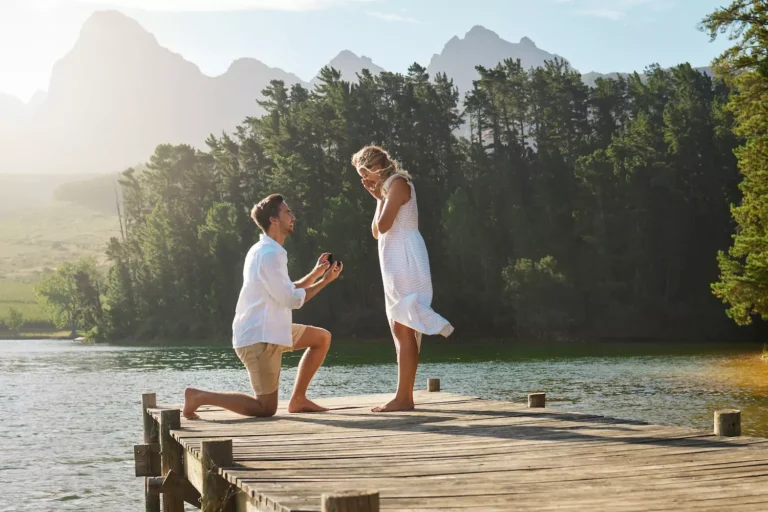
[31,1,768,343]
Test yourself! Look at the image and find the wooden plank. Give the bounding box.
[142,392,768,511]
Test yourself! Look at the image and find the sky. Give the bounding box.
[0,0,733,103]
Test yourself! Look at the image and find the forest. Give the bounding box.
[32,1,768,344]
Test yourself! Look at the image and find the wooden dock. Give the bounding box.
[134,383,768,511]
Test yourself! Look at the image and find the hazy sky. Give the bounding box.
[1,0,731,102]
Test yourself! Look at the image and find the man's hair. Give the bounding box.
[251,194,284,232]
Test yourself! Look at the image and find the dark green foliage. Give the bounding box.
[98,58,745,342]
[704,1,768,326]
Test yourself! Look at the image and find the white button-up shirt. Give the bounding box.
[232,234,306,349]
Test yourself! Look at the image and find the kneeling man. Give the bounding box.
[184,193,342,418]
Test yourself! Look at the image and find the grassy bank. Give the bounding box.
[0,330,74,340]
[0,202,118,281]
[0,279,47,323]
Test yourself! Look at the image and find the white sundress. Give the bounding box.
[378,174,454,349]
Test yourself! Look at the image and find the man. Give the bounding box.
[183,193,342,418]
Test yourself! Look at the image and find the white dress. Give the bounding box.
[378,175,454,349]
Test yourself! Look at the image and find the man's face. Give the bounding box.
[274,201,296,235]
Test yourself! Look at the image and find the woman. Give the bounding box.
[352,145,453,412]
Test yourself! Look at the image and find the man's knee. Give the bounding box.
[244,406,277,418]
[320,328,332,349]
[246,392,278,417]
[258,404,278,417]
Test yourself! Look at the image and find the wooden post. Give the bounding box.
[427,378,440,392]
[147,471,200,508]
[159,409,184,512]
[321,491,380,512]
[142,392,157,443]
[715,409,741,437]
[527,393,546,408]
[142,393,161,512]
[201,439,235,512]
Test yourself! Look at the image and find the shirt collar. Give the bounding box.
[260,233,287,255]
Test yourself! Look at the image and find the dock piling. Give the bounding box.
[715,409,741,437]
[201,438,235,512]
[140,392,161,512]
[321,490,380,512]
[527,392,546,408]
[159,409,185,512]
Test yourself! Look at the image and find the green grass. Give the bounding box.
[0,175,122,330]
[0,279,47,323]
[0,201,120,280]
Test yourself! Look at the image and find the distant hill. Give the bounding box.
[0,174,101,216]
[0,11,308,176]
[0,93,25,122]
[0,11,713,176]
[310,50,385,88]
[426,26,570,95]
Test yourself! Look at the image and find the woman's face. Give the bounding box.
[357,164,382,184]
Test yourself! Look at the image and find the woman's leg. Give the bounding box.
[372,321,419,412]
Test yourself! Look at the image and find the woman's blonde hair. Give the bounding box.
[351,145,411,195]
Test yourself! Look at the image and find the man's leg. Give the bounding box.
[184,343,281,419]
[287,326,332,413]
[183,388,278,419]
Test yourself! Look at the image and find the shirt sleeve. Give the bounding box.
[258,250,306,310]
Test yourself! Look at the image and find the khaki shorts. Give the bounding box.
[235,324,308,396]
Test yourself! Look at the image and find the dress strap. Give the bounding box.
[382,173,409,194]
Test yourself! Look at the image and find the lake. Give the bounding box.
[2,338,768,511]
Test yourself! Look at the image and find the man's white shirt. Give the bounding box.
[232,234,306,349]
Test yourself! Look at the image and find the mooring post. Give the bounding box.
[321,490,380,512]
[201,438,235,512]
[427,378,440,392]
[159,409,184,512]
[714,409,741,437]
[142,392,157,443]
[141,392,161,512]
[528,392,546,408]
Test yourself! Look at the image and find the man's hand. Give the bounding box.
[312,253,332,277]
[322,261,343,283]
[302,261,343,303]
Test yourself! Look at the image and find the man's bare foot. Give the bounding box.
[288,396,329,413]
[183,387,202,419]
[372,397,415,413]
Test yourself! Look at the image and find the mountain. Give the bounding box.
[0,93,26,123]
[0,13,714,175]
[310,50,385,87]
[28,90,47,109]
[0,11,306,175]
[427,26,570,96]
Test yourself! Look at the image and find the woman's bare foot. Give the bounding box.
[372,397,415,413]
[288,396,329,413]
[183,387,202,419]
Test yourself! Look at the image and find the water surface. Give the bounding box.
[1,339,766,511]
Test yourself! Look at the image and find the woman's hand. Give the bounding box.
[362,178,383,200]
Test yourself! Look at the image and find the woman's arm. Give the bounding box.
[372,199,383,239]
[376,178,411,235]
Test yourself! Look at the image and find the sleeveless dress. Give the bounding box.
[378,174,454,349]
